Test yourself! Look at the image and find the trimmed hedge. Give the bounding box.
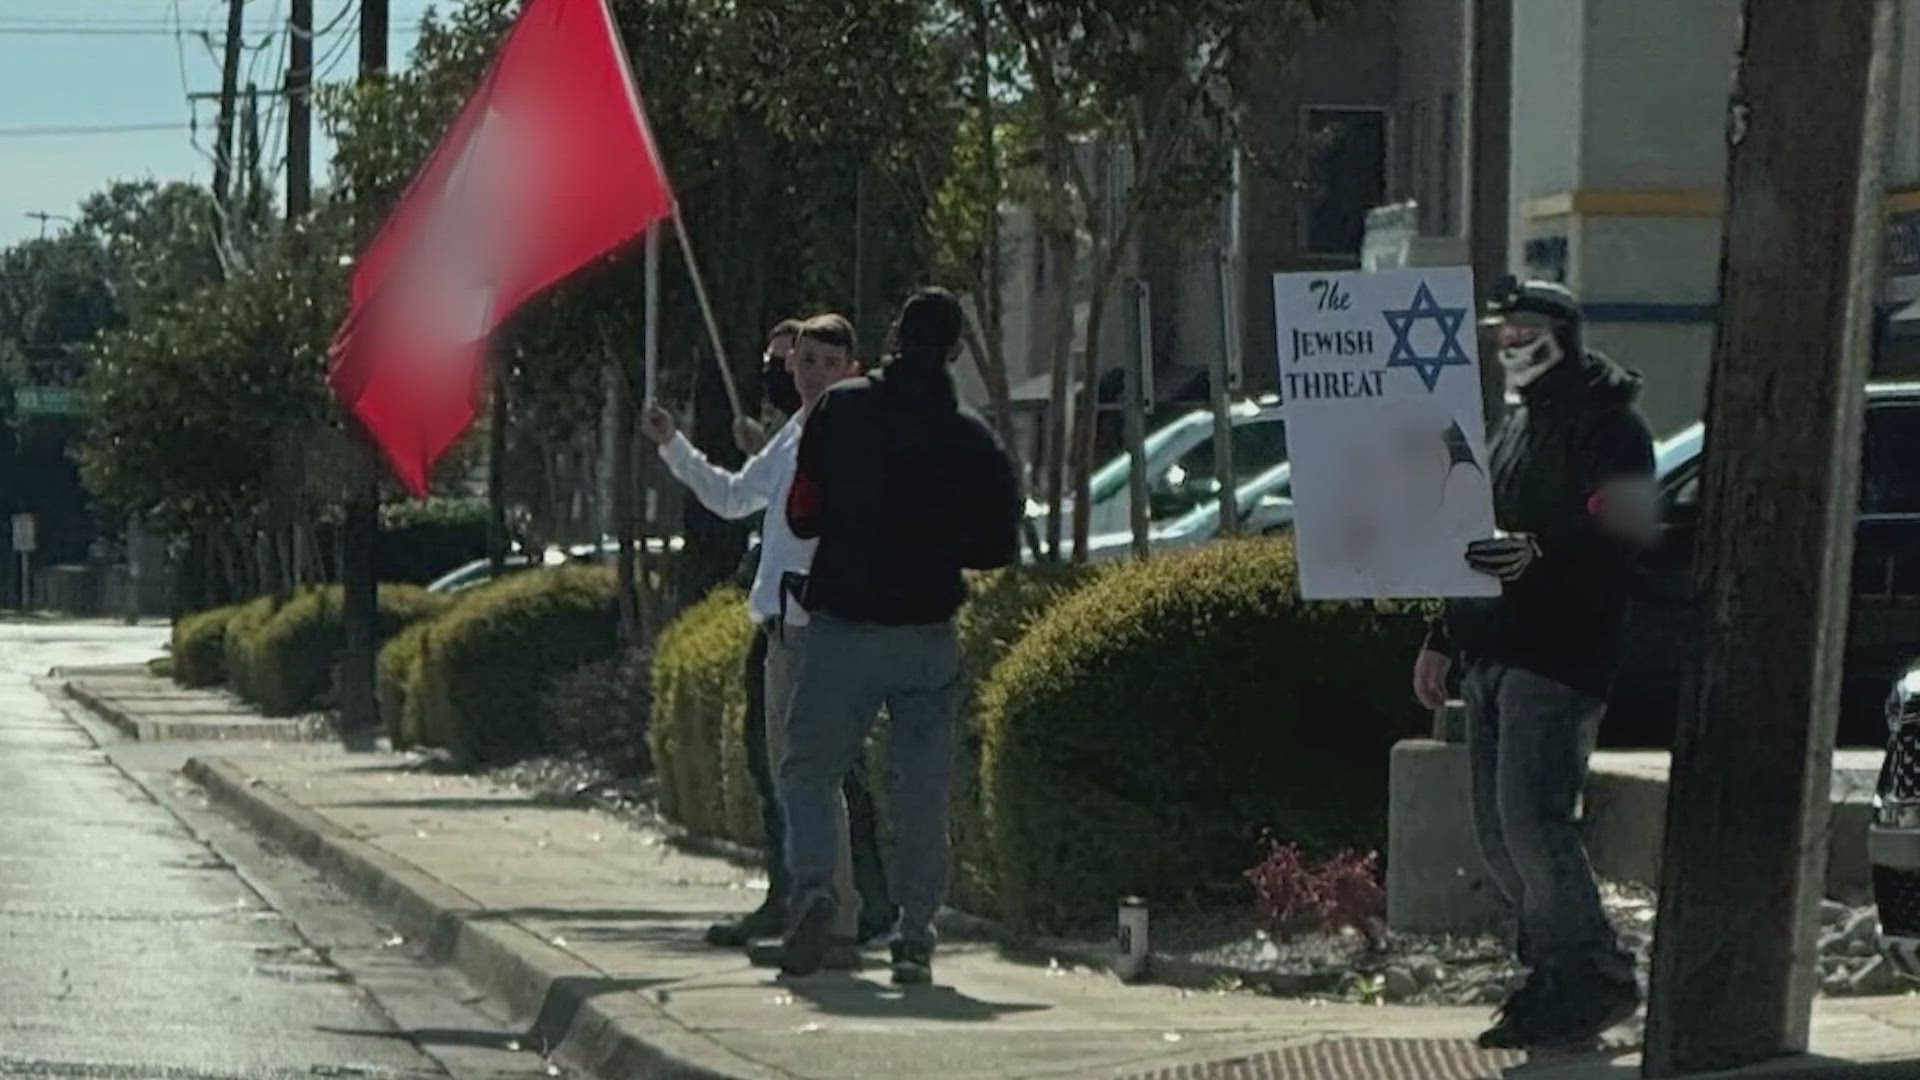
[245,584,449,716]
[222,594,284,703]
[978,538,1429,928]
[378,618,436,749]
[648,585,754,841]
[643,566,1101,878]
[415,566,621,760]
[171,604,243,687]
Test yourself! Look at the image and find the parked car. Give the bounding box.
[1049,461,1295,565]
[425,536,685,595]
[1029,396,1289,540]
[1873,662,1920,978]
[1613,381,1920,748]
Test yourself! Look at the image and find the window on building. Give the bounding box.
[1301,107,1388,257]
[1437,92,1457,236]
[1862,403,1920,515]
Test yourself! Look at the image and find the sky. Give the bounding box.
[0,0,436,248]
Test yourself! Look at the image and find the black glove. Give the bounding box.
[1466,532,1541,583]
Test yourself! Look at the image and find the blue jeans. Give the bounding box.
[1463,660,1631,979]
[777,615,963,947]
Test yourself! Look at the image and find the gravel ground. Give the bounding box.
[449,752,1919,1005]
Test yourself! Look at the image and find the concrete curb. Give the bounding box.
[184,756,790,1080]
[63,680,331,743]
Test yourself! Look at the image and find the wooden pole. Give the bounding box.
[339,0,390,739]
[670,211,744,418]
[1642,1,1894,1073]
[287,0,313,219]
[211,0,246,216]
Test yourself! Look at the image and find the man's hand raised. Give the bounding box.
[641,403,678,447]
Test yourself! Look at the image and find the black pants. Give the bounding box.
[743,623,893,924]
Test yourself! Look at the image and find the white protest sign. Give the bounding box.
[1273,266,1500,601]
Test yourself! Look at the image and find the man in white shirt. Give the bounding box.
[643,315,878,968]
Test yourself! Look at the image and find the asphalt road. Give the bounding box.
[0,619,567,1080]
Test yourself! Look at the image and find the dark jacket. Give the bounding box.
[1429,352,1656,698]
[786,361,1022,626]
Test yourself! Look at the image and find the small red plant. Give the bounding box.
[1246,834,1387,951]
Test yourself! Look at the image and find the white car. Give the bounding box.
[1047,461,1294,565]
[1027,396,1289,540]
[426,536,686,595]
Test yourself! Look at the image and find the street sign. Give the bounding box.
[11,514,35,555]
[14,386,81,416]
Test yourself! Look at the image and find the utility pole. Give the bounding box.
[287,0,312,219]
[1643,1,1894,1075]
[211,0,246,221]
[339,0,389,741]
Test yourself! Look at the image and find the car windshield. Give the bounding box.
[1165,461,1292,533]
[1654,423,1705,481]
[1086,411,1214,504]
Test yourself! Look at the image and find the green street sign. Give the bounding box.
[15,387,81,416]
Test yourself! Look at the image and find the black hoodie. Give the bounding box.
[786,361,1022,626]
[1428,352,1656,699]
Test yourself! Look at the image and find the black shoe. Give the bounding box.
[890,939,933,986]
[1477,970,1553,1051]
[1531,970,1641,1048]
[779,893,836,978]
[705,902,786,949]
[750,937,862,971]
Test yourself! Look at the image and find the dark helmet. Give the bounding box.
[1487,275,1584,361]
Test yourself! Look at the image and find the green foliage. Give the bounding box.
[647,585,754,840]
[643,566,1104,887]
[379,618,439,749]
[977,538,1428,928]
[245,584,450,716]
[415,566,622,760]
[170,604,243,688]
[79,204,350,536]
[222,594,285,703]
[379,497,491,530]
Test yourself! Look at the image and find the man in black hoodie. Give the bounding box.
[1413,279,1657,1050]
[776,287,1022,984]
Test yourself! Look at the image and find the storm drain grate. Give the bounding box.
[1123,1038,1524,1080]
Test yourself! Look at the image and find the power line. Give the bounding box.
[0,122,190,139]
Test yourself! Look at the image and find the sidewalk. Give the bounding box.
[59,663,328,741]
[65,675,1920,1080]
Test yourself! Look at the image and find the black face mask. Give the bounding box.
[762,349,801,415]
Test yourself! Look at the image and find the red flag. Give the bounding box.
[329,0,675,497]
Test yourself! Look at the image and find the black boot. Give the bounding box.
[1477,968,1553,1050]
[705,900,787,949]
[1529,964,1641,1049]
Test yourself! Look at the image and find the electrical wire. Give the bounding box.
[0,123,190,138]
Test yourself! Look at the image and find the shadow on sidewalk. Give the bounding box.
[331,796,561,812]
[315,1024,534,1051]
[778,976,1052,1023]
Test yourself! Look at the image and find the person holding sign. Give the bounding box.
[1413,278,1657,1051]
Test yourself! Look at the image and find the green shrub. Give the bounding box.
[222,595,284,702]
[379,619,436,749]
[977,538,1429,929]
[645,566,1103,872]
[415,566,621,760]
[647,586,754,841]
[171,604,242,687]
[243,584,450,716]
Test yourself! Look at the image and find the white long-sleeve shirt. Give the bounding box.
[659,417,812,626]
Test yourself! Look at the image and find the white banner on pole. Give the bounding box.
[1273,266,1500,601]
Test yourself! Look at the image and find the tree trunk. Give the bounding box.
[1071,280,1107,563]
[1643,1,1894,1073]
[1041,227,1076,563]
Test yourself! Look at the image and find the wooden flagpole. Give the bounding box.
[644,224,661,405]
[670,208,744,418]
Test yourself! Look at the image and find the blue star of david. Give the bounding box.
[1382,281,1472,392]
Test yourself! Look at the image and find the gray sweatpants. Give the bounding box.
[1462,660,1632,979]
[776,615,963,948]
